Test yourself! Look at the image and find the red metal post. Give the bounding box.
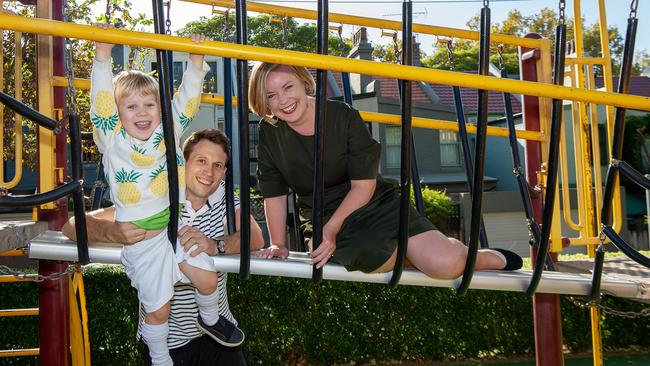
[520,34,564,366]
[37,0,70,365]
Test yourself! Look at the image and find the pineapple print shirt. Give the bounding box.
[90,58,209,222]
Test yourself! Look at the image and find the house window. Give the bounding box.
[150,61,189,91]
[440,130,461,167]
[385,125,401,169]
[204,61,218,93]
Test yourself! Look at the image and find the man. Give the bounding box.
[63,129,264,365]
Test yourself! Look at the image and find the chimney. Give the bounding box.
[412,36,421,67]
[348,27,374,94]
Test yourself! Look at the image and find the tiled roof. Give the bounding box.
[594,76,650,98]
[309,68,522,115]
[427,80,523,115]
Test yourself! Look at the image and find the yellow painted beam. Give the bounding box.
[35,2,57,210]
[2,14,649,111]
[0,308,39,317]
[0,348,39,357]
[182,0,544,49]
[52,76,546,141]
[0,248,26,257]
[0,275,33,283]
[565,57,607,66]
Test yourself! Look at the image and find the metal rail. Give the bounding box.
[2,15,647,111]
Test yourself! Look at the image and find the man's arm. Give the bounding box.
[219,208,265,254]
[178,209,264,256]
[62,207,146,244]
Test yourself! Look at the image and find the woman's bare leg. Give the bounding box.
[372,230,507,279]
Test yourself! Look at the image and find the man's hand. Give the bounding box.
[178,225,216,257]
[256,244,289,259]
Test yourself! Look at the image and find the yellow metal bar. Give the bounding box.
[573,2,597,248]
[567,236,608,246]
[2,15,649,111]
[35,3,57,210]
[52,76,546,142]
[565,57,608,66]
[0,275,32,283]
[0,248,27,257]
[590,306,603,366]
[575,2,603,364]
[588,65,604,234]
[568,71,588,237]
[182,0,543,49]
[0,308,39,317]
[0,348,39,357]
[559,74,582,231]
[2,30,24,189]
[0,28,4,186]
[598,0,623,235]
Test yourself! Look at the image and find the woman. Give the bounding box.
[249,62,521,278]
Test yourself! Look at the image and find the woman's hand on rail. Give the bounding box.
[95,23,115,62]
[256,244,289,259]
[310,224,337,269]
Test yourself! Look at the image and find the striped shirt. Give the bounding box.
[138,180,240,349]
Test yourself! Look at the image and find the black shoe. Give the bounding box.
[197,315,245,347]
[492,248,523,271]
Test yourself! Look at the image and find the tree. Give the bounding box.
[420,8,631,76]
[178,14,352,56]
[2,0,151,172]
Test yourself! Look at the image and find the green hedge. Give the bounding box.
[1,265,650,365]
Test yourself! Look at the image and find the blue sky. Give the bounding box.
[96,0,648,58]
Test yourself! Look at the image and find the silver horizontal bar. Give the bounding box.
[29,231,648,300]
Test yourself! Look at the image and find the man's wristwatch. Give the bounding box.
[216,239,226,254]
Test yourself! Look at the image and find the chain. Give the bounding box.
[569,296,650,319]
[63,1,77,120]
[497,43,505,70]
[630,0,638,20]
[282,16,288,49]
[165,0,172,35]
[0,264,75,283]
[445,40,455,71]
[483,0,489,8]
[392,32,400,63]
[558,0,566,25]
[337,25,345,57]
[104,0,111,24]
[221,8,230,42]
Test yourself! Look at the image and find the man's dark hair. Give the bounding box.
[183,129,231,162]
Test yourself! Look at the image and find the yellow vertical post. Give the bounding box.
[0,28,4,185]
[36,0,56,211]
[598,0,622,233]
[574,1,602,365]
[573,0,597,248]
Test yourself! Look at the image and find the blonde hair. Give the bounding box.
[113,70,159,103]
[248,62,316,120]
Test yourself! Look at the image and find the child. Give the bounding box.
[90,28,241,366]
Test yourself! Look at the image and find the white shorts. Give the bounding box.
[174,224,217,283]
[121,230,180,313]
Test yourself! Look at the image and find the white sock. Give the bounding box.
[141,322,172,366]
[195,288,220,326]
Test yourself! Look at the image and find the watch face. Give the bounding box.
[218,240,226,253]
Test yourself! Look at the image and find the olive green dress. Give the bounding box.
[257,100,434,272]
